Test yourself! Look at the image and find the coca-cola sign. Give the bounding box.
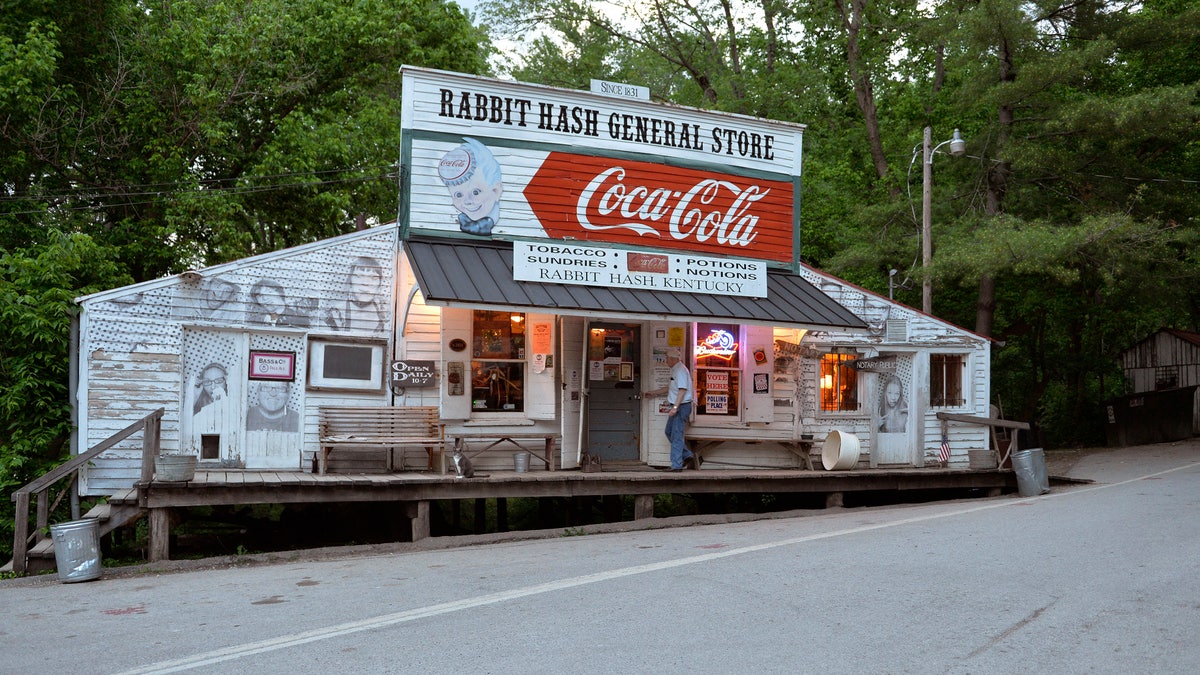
[524,152,795,263]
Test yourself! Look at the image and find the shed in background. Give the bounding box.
[1115,328,1200,441]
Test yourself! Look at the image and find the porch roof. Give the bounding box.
[404,238,866,331]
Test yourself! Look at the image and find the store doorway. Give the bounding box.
[586,323,641,461]
[871,354,918,466]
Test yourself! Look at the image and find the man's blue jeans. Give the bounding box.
[665,401,694,469]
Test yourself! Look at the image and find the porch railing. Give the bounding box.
[8,408,163,574]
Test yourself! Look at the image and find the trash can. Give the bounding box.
[1012,449,1050,497]
[50,518,102,583]
[513,452,529,473]
[1027,448,1050,493]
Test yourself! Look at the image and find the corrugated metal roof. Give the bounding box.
[405,238,866,331]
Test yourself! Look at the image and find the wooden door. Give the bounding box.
[586,323,641,461]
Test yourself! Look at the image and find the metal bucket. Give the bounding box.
[1027,448,1050,493]
[822,430,860,470]
[50,519,102,583]
[1012,449,1050,497]
[155,454,197,482]
[968,449,997,469]
[513,452,530,473]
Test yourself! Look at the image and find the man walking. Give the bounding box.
[646,348,696,471]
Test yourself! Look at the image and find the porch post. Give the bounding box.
[148,508,171,561]
[633,494,655,520]
[406,500,430,541]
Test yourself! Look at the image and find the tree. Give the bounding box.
[0,0,492,561]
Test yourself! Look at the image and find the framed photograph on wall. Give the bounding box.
[248,350,296,381]
[307,338,386,391]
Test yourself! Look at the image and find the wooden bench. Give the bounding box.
[318,406,446,475]
[450,433,560,472]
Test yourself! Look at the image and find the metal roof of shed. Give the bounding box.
[404,238,866,331]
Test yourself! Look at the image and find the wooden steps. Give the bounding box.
[4,488,144,573]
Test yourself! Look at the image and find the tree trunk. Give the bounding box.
[976,35,1016,337]
[834,0,893,195]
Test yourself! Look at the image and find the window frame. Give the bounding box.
[693,322,743,421]
[306,338,386,391]
[818,351,860,413]
[469,310,527,414]
[929,352,969,408]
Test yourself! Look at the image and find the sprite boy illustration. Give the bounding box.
[438,137,503,236]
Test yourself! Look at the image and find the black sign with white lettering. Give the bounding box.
[390,360,436,387]
[848,354,897,373]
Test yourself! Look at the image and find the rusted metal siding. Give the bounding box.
[1119,329,1200,434]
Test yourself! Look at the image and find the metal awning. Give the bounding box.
[404,238,866,331]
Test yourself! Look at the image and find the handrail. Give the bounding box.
[8,408,163,575]
[936,411,1029,468]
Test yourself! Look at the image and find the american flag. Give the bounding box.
[939,435,952,463]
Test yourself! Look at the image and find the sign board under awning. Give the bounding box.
[512,240,768,298]
[848,354,897,373]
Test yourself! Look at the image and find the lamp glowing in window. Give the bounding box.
[821,374,834,390]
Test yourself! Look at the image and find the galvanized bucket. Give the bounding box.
[513,452,530,473]
[155,454,197,482]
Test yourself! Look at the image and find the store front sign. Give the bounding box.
[848,355,897,373]
[513,241,768,298]
[524,152,795,263]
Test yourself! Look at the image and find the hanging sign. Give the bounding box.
[512,241,768,298]
[847,354,897,373]
[390,360,436,388]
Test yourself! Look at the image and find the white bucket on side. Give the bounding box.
[822,430,860,471]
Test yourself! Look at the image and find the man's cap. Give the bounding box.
[666,348,681,359]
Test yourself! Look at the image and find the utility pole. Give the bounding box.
[922,126,933,314]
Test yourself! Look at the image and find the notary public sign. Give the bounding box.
[399,67,805,267]
[847,355,897,373]
[513,241,768,298]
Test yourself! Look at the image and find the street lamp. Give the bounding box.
[921,126,966,314]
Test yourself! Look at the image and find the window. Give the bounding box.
[820,352,859,412]
[308,339,385,390]
[1155,366,1179,390]
[471,310,525,412]
[695,322,740,416]
[930,353,966,407]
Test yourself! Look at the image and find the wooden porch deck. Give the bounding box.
[130,465,1017,561]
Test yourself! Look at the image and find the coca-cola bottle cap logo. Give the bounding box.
[438,148,472,182]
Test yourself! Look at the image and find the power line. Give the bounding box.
[0,171,398,217]
[0,164,398,201]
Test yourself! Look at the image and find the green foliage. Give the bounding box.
[493,0,1200,447]
[0,0,491,563]
[0,231,131,560]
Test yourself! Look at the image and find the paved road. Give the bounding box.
[4,443,1199,674]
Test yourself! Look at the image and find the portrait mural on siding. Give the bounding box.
[170,243,393,338]
[439,137,503,236]
[246,278,315,328]
[246,380,301,432]
[877,373,909,433]
[322,255,389,333]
